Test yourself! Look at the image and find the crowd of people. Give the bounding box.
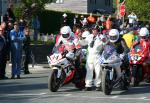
[55,12,150,91]
[0,4,34,80]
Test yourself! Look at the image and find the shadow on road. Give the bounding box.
[0,83,48,94]
[119,83,150,95]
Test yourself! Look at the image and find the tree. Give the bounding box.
[13,0,56,20]
[126,0,150,21]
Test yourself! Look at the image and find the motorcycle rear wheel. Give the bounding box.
[102,69,112,95]
[48,69,61,92]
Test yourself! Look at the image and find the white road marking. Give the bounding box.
[61,95,150,101]
[64,94,72,96]
[140,97,147,99]
[111,96,119,98]
[0,93,47,97]
[1,93,150,101]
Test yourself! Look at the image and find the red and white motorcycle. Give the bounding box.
[47,47,85,92]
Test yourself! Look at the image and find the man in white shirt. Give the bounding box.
[128,12,137,27]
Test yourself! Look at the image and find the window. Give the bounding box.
[105,0,111,6]
[90,0,96,4]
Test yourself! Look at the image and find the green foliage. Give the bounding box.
[126,0,150,21]
[13,6,23,20]
[38,10,75,34]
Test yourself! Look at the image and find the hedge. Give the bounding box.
[38,10,76,34]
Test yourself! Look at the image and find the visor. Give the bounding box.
[110,35,118,41]
[141,36,148,40]
[62,33,70,38]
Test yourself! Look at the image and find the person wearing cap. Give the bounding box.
[10,22,25,79]
[81,25,106,91]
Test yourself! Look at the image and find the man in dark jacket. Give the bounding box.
[23,27,31,74]
[0,26,6,79]
[0,22,9,79]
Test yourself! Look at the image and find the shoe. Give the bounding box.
[95,86,102,91]
[17,75,21,79]
[11,75,15,79]
[24,71,31,74]
[83,87,92,91]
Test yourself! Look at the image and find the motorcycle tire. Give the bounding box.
[102,69,112,95]
[120,71,130,90]
[132,77,139,87]
[48,69,61,92]
[131,66,140,87]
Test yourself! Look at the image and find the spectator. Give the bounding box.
[87,13,96,26]
[1,22,9,79]
[32,16,40,42]
[100,15,106,23]
[10,22,25,79]
[19,18,26,32]
[106,15,112,30]
[0,26,7,79]
[128,12,137,27]
[7,4,16,22]
[23,27,31,74]
[61,13,69,27]
[73,14,80,26]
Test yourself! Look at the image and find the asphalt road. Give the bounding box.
[0,64,150,103]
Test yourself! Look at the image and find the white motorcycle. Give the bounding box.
[99,45,129,95]
[47,48,85,92]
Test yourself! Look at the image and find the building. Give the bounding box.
[0,0,8,16]
[87,0,114,14]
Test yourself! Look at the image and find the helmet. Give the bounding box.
[109,29,119,43]
[60,26,71,39]
[139,27,149,37]
[82,31,90,39]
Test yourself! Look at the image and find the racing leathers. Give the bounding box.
[109,37,129,78]
[55,32,81,68]
[132,38,150,74]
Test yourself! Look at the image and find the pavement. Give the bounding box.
[1,64,150,103]
[45,0,87,14]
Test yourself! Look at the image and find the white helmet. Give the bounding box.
[82,31,90,39]
[60,26,71,39]
[139,27,149,37]
[109,29,119,43]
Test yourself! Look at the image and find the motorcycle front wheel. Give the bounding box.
[102,69,113,95]
[48,69,61,92]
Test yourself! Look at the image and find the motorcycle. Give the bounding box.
[47,47,85,92]
[99,45,129,95]
[130,44,150,86]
